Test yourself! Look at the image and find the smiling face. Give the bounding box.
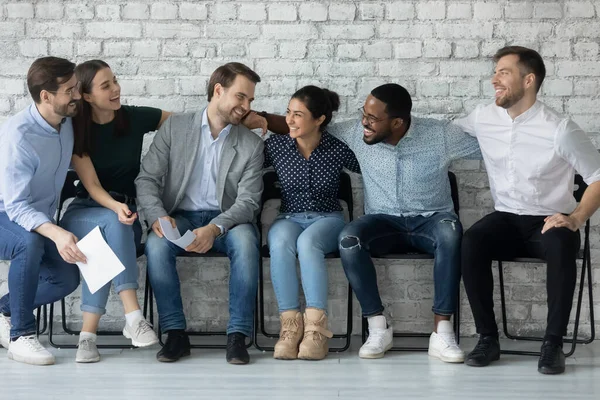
[46,74,82,118]
[213,74,256,126]
[360,94,396,145]
[491,54,528,109]
[286,97,325,139]
[83,67,121,112]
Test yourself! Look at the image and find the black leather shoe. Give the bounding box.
[465,335,500,367]
[226,333,249,365]
[538,341,565,375]
[157,330,191,363]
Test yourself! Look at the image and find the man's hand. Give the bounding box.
[541,213,583,234]
[151,216,177,238]
[185,224,220,253]
[53,227,87,264]
[113,202,137,225]
[242,111,268,136]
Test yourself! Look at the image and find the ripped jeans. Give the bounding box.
[338,212,462,317]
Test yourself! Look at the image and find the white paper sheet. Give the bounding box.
[75,226,126,294]
[158,218,196,249]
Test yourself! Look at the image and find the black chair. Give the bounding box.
[148,251,253,350]
[254,170,354,352]
[496,174,595,357]
[48,170,150,349]
[361,171,461,351]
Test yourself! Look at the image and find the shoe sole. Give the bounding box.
[157,350,191,363]
[8,350,55,366]
[227,358,249,365]
[359,342,393,359]
[428,349,465,363]
[538,366,565,375]
[123,329,159,348]
[76,356,101,363]
[465,354,500,367]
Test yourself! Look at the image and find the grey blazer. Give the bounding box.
[135,109,264,231]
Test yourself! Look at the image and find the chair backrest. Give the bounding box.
[56,170,79,222]
[448,171,459,216]
[261,170,354,221]
[574,174,587,202]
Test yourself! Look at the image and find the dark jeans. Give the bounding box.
[338,212,462,317]
[462,211,580,338]
[0,212,80,338]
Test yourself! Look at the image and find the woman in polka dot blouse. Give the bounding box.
[264,86,360,361]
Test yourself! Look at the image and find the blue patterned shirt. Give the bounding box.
[328,117,481,217]
[264,131,360,213]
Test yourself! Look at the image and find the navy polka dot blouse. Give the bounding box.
[264,131,360,213]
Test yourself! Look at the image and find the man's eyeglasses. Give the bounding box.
[358,107,398,125]
[47,81,82,98]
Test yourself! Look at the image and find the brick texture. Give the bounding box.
[0,0,598,339]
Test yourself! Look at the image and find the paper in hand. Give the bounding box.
[158,218,196,249]
[75,226,126,294]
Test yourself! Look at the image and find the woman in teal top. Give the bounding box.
[60,60,170,363]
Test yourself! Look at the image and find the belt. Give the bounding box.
[76,192,136,206]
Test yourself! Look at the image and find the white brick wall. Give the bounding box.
[0,0,599,340]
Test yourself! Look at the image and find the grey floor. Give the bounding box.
[0,336,598,400]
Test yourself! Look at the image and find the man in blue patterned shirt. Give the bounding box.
[247,83,480,363]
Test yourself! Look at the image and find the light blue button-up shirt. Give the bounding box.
[0,103,74,231]
[178,108,232,212]
[329,117,481,217]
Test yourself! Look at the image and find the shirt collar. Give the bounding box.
[511,100,542,124]
[29,103,64,135]
[286,131,334,150]
[201,108,232,141]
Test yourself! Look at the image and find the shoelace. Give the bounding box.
[439,332,459,348]
[135,319,154,336]
[470,338,494,357]
[78,339,96,351]
[365,329,387,348]
[539,343,561,364]
[280,317,300,341]
[230,334,245,348]
[22,335,44,352]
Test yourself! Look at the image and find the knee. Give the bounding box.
[267,228,292,252]
[435,218,463,248]
[15,232,45,258]
[296,234,321,255]
[542,228,580,252]
[100,217,133,241]
[228,225,259,257]
[63,266,81,296]
[338,229,362,251]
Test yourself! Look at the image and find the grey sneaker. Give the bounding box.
[76,339,100,363]
[0,314,10,349]
[123,317,159,347]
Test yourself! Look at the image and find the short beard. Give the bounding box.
[362,126,391,146]
[54,101,78,118]
[495,87,525,109]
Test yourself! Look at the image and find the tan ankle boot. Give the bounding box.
[298,308,333,360]
[273,311,303,360]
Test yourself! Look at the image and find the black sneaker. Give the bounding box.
[157,330,191,363]
[465,335,500,367]
[538,341,565,375]
[226,333,249,365]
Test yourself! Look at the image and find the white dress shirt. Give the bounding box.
[178,109,231,212]
[454,101,600,216]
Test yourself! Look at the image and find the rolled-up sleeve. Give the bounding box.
[0,140,50,231]
[555,119,600,185]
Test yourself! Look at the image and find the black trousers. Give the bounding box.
[462,211,580,338]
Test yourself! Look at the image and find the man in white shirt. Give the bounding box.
[455,46,600,375]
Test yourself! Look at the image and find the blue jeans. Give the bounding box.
[145,210,260,337]
[0,212,80,338]
[60,198,142,315]
[338,212,462,317]
[268,212,346,312]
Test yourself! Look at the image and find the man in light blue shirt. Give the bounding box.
[0,57,84,366]
[248,84,480,362]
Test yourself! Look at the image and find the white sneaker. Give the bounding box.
[359,315,393,359]
[123,317,159,347]
[0,314,10,349]
[428,320,464,363]
[7,335,55,365]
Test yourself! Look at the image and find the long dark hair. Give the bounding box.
[291,85,340,132]
[73,60,129,157]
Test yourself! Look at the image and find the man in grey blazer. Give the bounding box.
[135,63,264,365]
